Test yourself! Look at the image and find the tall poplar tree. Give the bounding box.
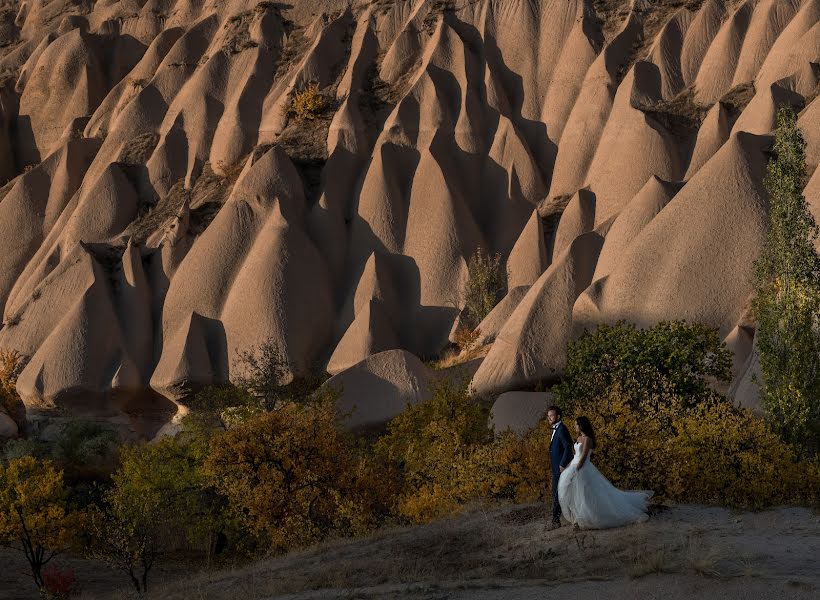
[753,107,820,454]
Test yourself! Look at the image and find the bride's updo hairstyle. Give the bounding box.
[575,416,596,449]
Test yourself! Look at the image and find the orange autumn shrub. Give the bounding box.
[206,397,395,551]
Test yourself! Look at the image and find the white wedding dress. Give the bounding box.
[558,442,653,529]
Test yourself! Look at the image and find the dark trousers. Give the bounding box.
[551,469,561,523]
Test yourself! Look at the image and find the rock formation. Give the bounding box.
[0,0,816,435]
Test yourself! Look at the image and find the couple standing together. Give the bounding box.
[547,405,653,530]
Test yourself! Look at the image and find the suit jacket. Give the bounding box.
[550,421,574,475]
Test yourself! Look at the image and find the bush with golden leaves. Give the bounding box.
[375,379,493,523]
[550,382,820,509]
[205,397,395,552]
[467,422,552,504]
[287,82,329,121]
[666,400,820,508]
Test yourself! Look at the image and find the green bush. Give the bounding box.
[555,320,732,412]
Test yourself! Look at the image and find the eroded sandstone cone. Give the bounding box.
[0,0,814,436]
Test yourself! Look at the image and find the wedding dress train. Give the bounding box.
[558,442,653,529]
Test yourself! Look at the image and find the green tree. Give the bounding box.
[0,457,79,591]
[86,437,227,593]
[753,106,820,454]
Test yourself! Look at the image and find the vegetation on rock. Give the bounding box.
[461,247,506,332]
[287,82,330,121]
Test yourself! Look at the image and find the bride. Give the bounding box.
[558,416,653,529]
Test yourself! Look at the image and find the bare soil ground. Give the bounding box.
[4,503,811,600]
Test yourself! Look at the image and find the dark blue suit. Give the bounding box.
[549,421,574,524]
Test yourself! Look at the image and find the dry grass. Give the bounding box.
[1,504,813,599]
[432,342,488,371]
[640,86,710,143]
[118,133,159,166]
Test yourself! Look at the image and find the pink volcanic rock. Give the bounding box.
[723,323,756,381]
[490,391,554,436]
[694,1,755,104]
[0,412,18,439]
[680,0,729,86]
[728,331,762,412]
[756,0,820,90]
[0,138,100,312]
[584,62,682,226]
[475,285,531,346]
[506,211,548,289]
[152,146,333,399]
[731,0,801,88]
[592,176,682,282]
[572,132,770,341]
[0,0,817,433]
[322,349,433,429]
[685,102,731,179]
[471,231,605,397]
[552,189,596,259]
[327,299,400,375]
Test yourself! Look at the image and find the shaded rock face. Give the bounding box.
[0,0,816,434]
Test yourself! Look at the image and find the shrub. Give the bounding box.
[555,320,732,412]
[667,400,820,508]
[231,339,328,412]
[52,422,119,480]
[375,379,492,523]
[543,382,820,509]
[565,382,682,499]
[205,396,394,552]
[461,247,505,331]
[41,564,80,599]
[753,106,820,454]
[0,457,80,591]
[287,82,329,121]
[469,422,551,504]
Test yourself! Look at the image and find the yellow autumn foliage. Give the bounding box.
[205,397,396,551]
[0,456,80,589]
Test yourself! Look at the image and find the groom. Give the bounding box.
[547,405,573,530]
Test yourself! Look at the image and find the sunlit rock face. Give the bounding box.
[0,0,817,433]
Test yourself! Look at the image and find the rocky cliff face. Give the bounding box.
[0,0,817,436]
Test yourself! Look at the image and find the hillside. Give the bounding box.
[2,503,816,599]
[0,0,818,437]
